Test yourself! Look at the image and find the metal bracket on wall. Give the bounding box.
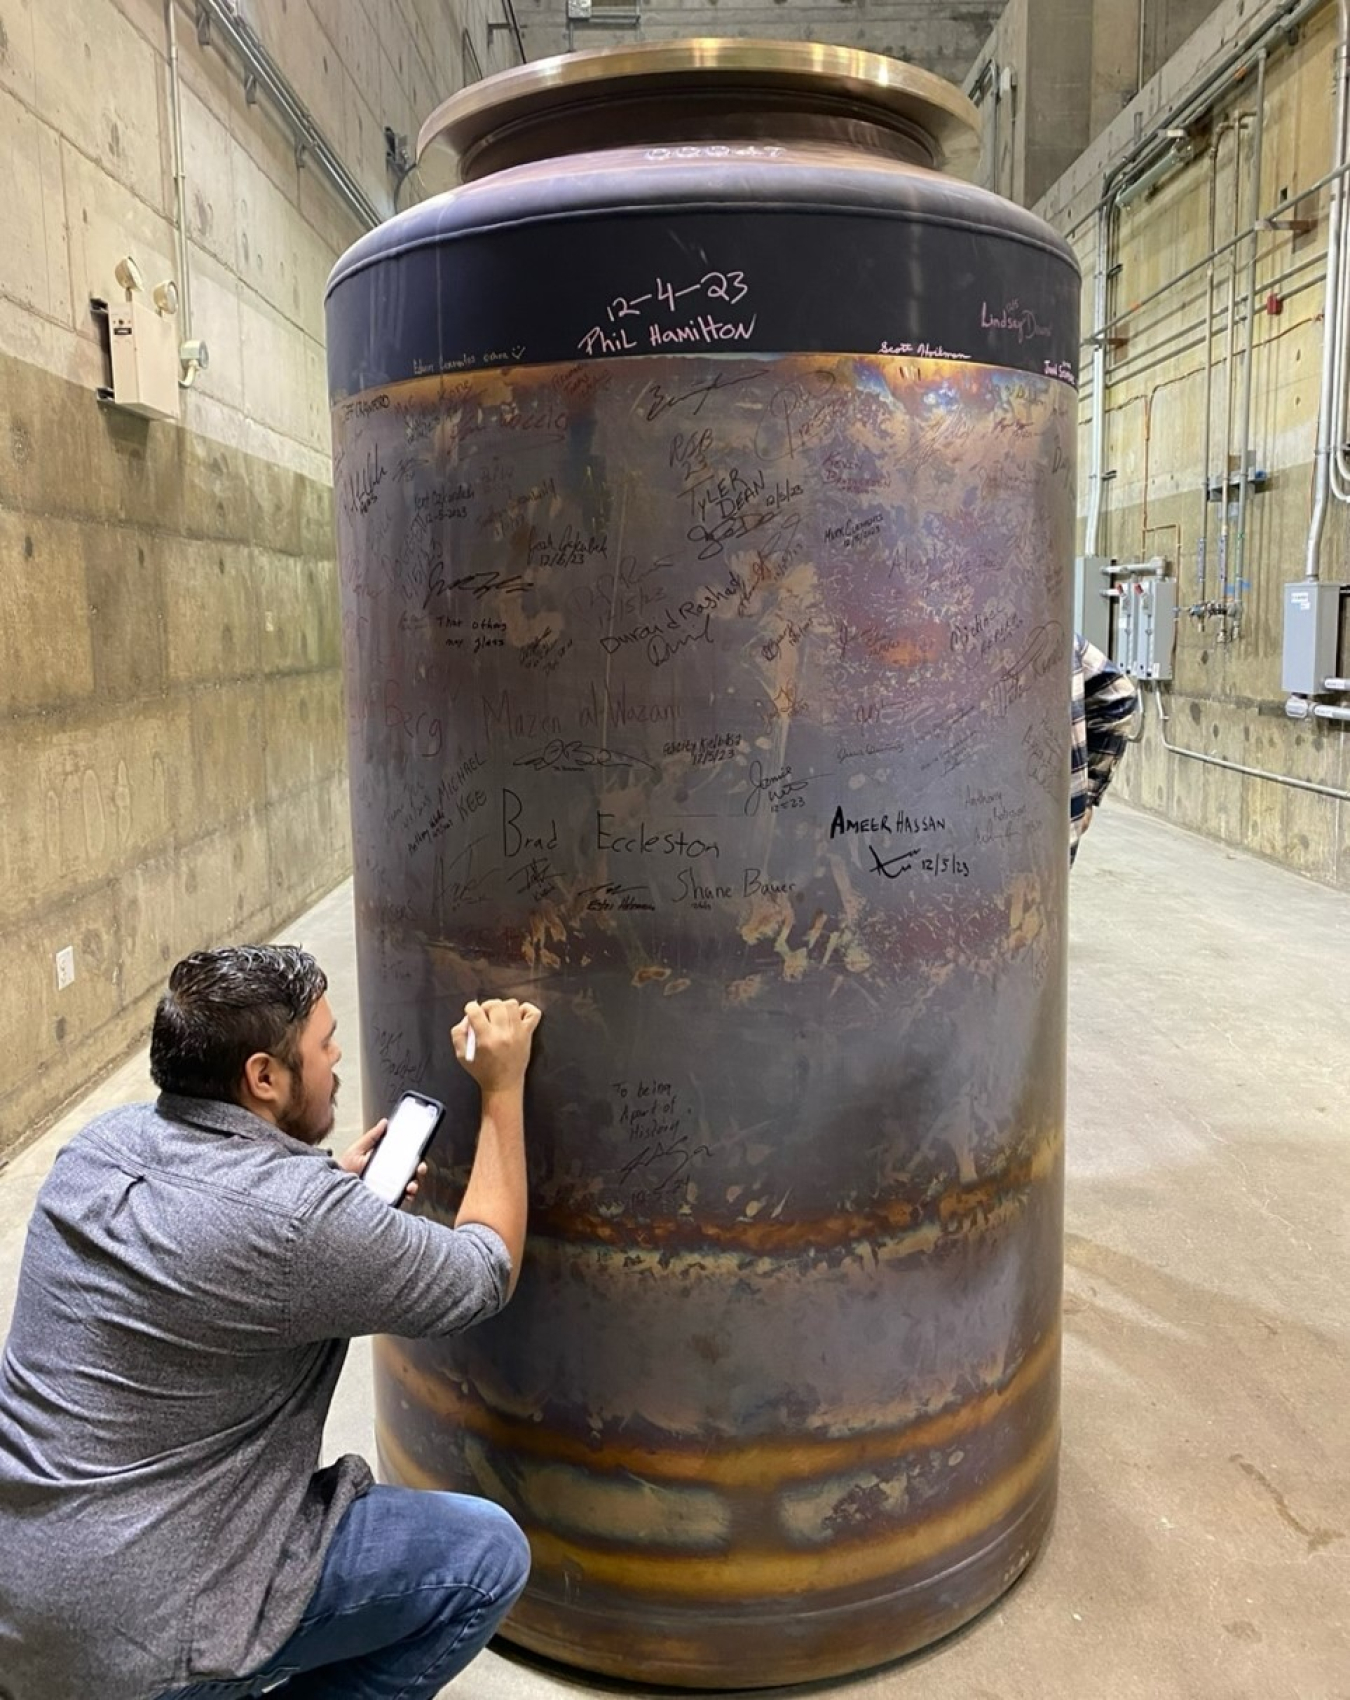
[566,0,642,52]
[89,296,115,406]
[1258,215,1315,234]
[384,127,417,208]
[1206,464,1270,501]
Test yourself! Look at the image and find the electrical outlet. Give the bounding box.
[55,945,76,991]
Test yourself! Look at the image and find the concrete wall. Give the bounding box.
[967,0,1226,204]
[1035,0,1350,886]
[0,0,514,1153]
[965,0,1028,201]
[523,0,1004,87]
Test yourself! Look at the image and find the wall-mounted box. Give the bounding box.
[1116,573,1175,679]
[94,299,181,422]
[1073,554,1114,655]
[1282,581,1343,694]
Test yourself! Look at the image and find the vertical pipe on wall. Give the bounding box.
[1137,0,1148,95]
[1325,1,1350,499]
[164,0,195,350]
[1232,51,1266,636]
[1306,0,1350,571]
[1085,199,1112,557]
[1217,116,1248,637]
[1197,124,1229,612]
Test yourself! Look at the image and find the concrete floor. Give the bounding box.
[2,802,1347,1700]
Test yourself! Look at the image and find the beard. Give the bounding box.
[278,1069,340,1146]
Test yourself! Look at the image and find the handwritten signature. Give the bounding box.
[988,622,1065,717]
[687,507,777,561]
[620,1137,712,1189]
[342,445,385,516]
[980,300,1052,343]
[424,563,534,609]
[578,880,650,902]
[514,739,654,774]
[868,844,921,879]
[744,760,811,817]
[437,835,499,908]
[643,367,763,423]
[511,857,559,901]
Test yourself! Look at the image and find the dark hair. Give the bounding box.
[150,945,329,1103]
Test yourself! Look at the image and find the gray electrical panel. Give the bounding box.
[1281,581,1343,694]
[1073,554,1114,654]
[1116,573,1176,679]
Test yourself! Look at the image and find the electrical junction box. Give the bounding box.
[1282,581,1343,694]
[1115,572,1175,679]
[102,299,180,421]
[1073,554,1114,655]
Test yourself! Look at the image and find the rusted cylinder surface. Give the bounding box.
[327,39,1077,1689]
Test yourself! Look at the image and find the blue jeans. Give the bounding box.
[158,1486,531,1700]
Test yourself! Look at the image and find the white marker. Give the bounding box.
[465,1025,476,1062]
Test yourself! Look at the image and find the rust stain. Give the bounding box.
[377,1416,1060,1598]
[523,1126,1062,1257]
[375,1325,1060,1489]
[876,629,944,667]
[738,897,789,945]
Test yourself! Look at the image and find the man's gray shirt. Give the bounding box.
[0,1093,511,1700]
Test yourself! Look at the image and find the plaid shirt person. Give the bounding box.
[1071,634,1139,863]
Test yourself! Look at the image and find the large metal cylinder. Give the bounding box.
[326,40,1078,1689]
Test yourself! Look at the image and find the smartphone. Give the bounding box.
[360,1090,445,1205]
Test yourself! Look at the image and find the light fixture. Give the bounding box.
[179,337,210,387]
[153,279,180,316]
[114,256,146,294]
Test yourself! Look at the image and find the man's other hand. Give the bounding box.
[338,1119,428,1204]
